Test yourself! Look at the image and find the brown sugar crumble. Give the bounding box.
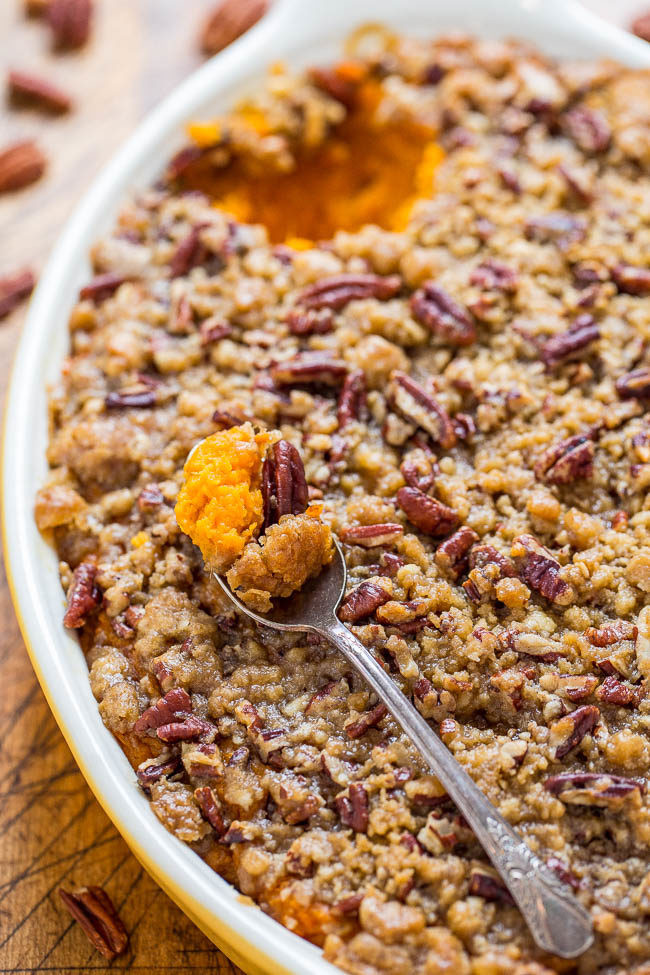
[36,27,650,975]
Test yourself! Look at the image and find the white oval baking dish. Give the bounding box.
[3,1,650,972]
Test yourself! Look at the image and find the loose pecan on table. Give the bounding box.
[58,886,128,960]
[0,139,46,193]
[133,687,192,733]
[63,561,101,628]
[270,351,347,386]
[336,782,369,832]
[199,0,268,56]
[194,786,228,836]
[340,524,403,548]
[337,369,367,427]
[79,271,131,303]
[540,315,599,369]
[286,307,334,336]
[544,772,644,806]
[397,486,460,537]
[299,273,401,311]
[345,703,388,739]
[616,367,650,400]
[47,0,93,50]
[470,259,519,294]
[410,282,476,347]
[435,526,479,579]
[8,69,73,114]
[549,704,600,759]
[261,439,308,528]
[561,106,611,154]
[534,433,594,485]
[389,371,456,449]
[0,267,35,318]
[511,534,574,605]
[339,581,391,623]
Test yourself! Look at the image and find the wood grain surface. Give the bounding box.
[0,0,642,972]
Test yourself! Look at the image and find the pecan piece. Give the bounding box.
[562,106,611,154]
[541,315,599,369]
[585,620,637,647]
[8,69,73,114]
[534,433,594,485]
[299,273,401,311]
[0,139,46,193]
[105,389,156,409]
[157,714,215,743]
[63,561,101,628]
[137,483,164,512]
[79,271,130,303]
[524,212,586,249]
[410,282,476,347]
[194,786,227,836]
[549,704,600,759]
[339,581,391,623]
[469,544,516,578]
[468,871,514,905]
[199,0,269,56]
[136,756,182,788]
[544,772,644,806]
[345,703,388,739]
[389,371,456,449]
[616,367,650,400]
[336,782,369,832]
[58,886,128,960]
[470,259,519,294]
[47,0,93,49]
[261,439,308,528]
[133,687,192,733]
[337,369,367,427]
[612,264,650,296]
[511,534,574,605]
[435,526,479,579]
[0,267,35,318]
[596,675,643,708]
[270,351,347,386]
[400,447,438,493]
[546,856,580,891]
[341,524,403,548]
[199,317,232,345]
[309,64,362,108]
[286,307,334,336]
[397,486,460,537]
[169,225,208,278]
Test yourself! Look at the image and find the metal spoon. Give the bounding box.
[213,538,593,959]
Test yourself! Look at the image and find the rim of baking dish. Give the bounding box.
[3,1,650,972]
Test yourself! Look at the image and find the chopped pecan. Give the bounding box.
[549,704,600,759]
[557,163,593,206]
[524,212,586,249]
[585,620,637,646]
[286,307,334,336]
[194,786,227,836]
[166,145,206,180]
[0,267,35,318]
[169,225,208,278]
[498,629,563,663]
[546,857,580,891]
[299,273,401,311]
[334,892,364,914]
[261,439,308,527]
[468,871,514,905]
[541,315,599,369]
[199,0,269,56]
[534,433,594,485]
[511,534,574,605]
[397,486,460,537]
[435,527,479,579]
[105,389,156,409]
[341,524,403,548]
[612,264,650,297]
[544,772,644,806]
[47,0,93,49]
[183,741,224,777]
[63,561,101,628]
[339,581,391,623]
[562,106,611,154]
[337,369,367,427]
[80,272,130,303]
[336,782,369,832]
[137,483,164,512]
[58,886,128,960]
[377,552,406,578]
[0,139,46,193]
[596,675,643,707]
[270,351,347,386]
[199,317,232,345]
[309,63,363,108]
[400,446,438,493]
[8,69,73,114]
[345,703,388,739]
[305,680,341,714]
[616,367,650,400]
[552,674,599,702]
[136,756,182,788]
[410,282,476,347]
[389,371,456,449]
[469,544,516,577]
[470,259,519,294]
[133,687,192,733]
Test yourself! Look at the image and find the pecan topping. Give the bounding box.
[286,307,334,336]
[400,447,438,493]
[169,225,208,278]
[157,714,215,743]
[511,534,574,605]
[541,315,599,369]
[544,772,644,806]
[309,65,362,108]
[105,389,156,409]
[341,524,403,548]
[339,581,391,623]
[470,259,519,294]
[612,264,650,296]
[136,756,182,787]
[410,282,476,347]
[469,544,516,577]
[596,675,643,707]
[199,0,268,56]
[79,271,130,303]
[47,0,93,49]
[133,687,192,733]
[397,486,460,537]
[299,273,401,311]
[270,351,347,386]
[534,433,594,485]
[199,317,232,345]
[550,704,600,759]
[468,871,514,905]
[0,267,35,318]
[336,782,369,832]
[0,139,46,193]
[546,857,580,891]
[498,629,563,663]
[194,786,227,836]
[58,886,128,960]
[585,620,637,646]
[63,561,101,628]
[166,145,206,180]
[389,371,456,449]
[334,892,364,914]
[557,163,593,206]
[8,69,73,114]
[261,439,308,528]
[524,212,586,249]
[137,483,164,512]
[345,703,388,739]
[562,106,611,154]
[337,369,367,427]
[616,367,650,400]
[435,526,479,579]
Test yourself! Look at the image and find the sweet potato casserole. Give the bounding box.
[36,27,650,975]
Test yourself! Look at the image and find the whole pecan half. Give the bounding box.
[0,267,35,318]
[105,389,156,409]
[339,581,392,623]
[616,367,650,400]
[337,369,367,427]
[133,687,192,733]
[79,271,130,303]
[194,786,228,836]
[397,486,460,537]
[286,307,334,336]
[468,870,514,905]
[435,526,479,579]
[169,225,208,278]
[585,620,637,646]
[469,544,516,577]
[534,433,594,485]
[47,0,93,49]
[345,703,388,739]
[0,139,46,193]
[135,756,182,788]
[611,264,650,296]
[596,675,643,707]
[524,212,586,250]
[549,704,599,759]
[63,561,101,628]
[156,714,215,743]
[261,439,308,528]
[541,315,599,369]
[299,273,401,312]
[544,771,644,806]
[511,534,574,605]
[336,782,369,832]
[8,70,73,114]
[340,524,403,548]
[58,886,128,960]
[270,351,347,386]
[562,106,611,154]
[199,0,269,56]
[410,282,476,347]
[389,371,456,449]
[469,259,519,294]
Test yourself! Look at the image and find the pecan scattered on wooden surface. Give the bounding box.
[199,0,269,56]
[63,561,101,628]
[0,267,35,318]
[7,69,73,114]
[534,433,594,485]
[47,0,93,50]
[397,486,459,537]
[0,139,46,193]
[262,439,308,527]
[389,371,456,448]
[299,273,401,311]
[410,282,476,346]
[339,581,391,623]
[511,534,574,605]
[58,886,128,960]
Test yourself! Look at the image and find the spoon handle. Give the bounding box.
[326,617,593,960]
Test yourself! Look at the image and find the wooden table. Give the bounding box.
[0,1,642,971]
